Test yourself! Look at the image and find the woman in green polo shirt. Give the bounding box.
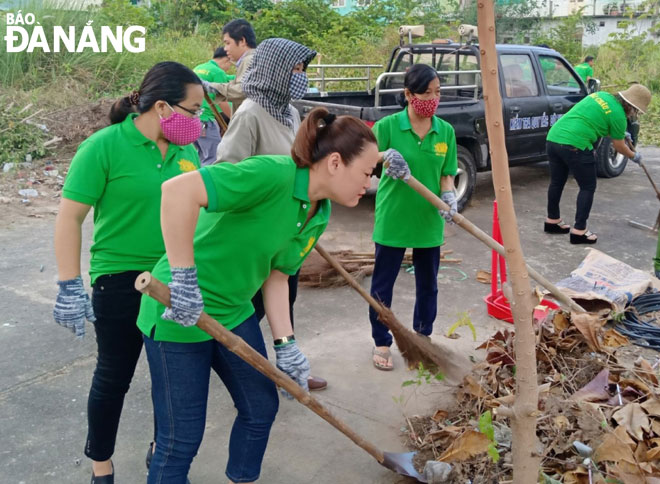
[136,107,409,483]
[53,61,203,483]
[544,84,651,244]
[368,63,458,371]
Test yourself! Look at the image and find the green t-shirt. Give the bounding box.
[547,91,627,150]
[372,110,458,248]
[193,59,233,122]
[62,113,200,284]
[574,62,594,83]
[540,57,556,75]
[137,155,331,343]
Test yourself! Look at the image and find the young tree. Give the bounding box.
[476,1,541,482]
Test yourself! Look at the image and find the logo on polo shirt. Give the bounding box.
[299,236,316,258]
[434,142,448,157]
[178,159,197,173]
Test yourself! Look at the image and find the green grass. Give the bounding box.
[0,0,213,97]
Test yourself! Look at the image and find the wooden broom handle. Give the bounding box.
[204,92,229,135]
[640,162,660,199]
[406,175,586,314]
[314,244,387,314]
[134,272,385,464]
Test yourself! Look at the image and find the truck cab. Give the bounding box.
[294,35,629,210]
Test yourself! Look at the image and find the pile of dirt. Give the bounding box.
[39,99,115,156]
[0,98,116,223]
[405,310,660,483]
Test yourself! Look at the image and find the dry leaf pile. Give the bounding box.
[404,311,660,483]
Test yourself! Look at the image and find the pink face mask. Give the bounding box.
[409,95,440,118]
[159,102,202,145]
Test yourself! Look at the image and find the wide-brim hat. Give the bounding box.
[618,83,652,113]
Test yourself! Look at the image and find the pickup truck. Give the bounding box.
[294,40,634,210]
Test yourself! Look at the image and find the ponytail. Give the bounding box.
[108,61,202,125]
[292,107,376,168]
[109,96,137,124]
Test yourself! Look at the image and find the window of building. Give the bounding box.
[332,0,346,7]
[356,0,372,5]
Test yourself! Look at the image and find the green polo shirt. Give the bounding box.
[137,155,331,343]
[193,59,234,122]
[547,91,627,151]
[372,109,457,248]
[574,62,593,82]
[62,113,200,284]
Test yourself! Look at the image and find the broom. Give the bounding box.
[314,244,469,383]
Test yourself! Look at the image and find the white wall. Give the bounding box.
[534,0,648,17]
[538,15,657,46]
[583,16,656,44]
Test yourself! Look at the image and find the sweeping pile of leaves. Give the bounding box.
[406,310,660,484]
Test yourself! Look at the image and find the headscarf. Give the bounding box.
[242,38,317,128]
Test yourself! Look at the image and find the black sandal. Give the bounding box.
[90,462,114,484]
[544,220,570,234]
[570,230,597,245]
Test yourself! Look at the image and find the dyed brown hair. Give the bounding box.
[291,107,377,168]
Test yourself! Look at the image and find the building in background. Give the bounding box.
[537,0,658,45]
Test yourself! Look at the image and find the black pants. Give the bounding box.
[251,271,299,329]
[546,141,597,231]
[85,271,144,461]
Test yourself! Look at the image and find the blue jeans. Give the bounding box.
[144,314,279,483]
[369,243,440,347]
[194,120,221,166]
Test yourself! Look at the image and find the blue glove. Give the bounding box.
[439,190,458,222]
[201,80,220,96]
[274,342,310,399]
[625,131,633,143]
[631,152,642,165]
[162,267,204,327]
[53,276,95,339]
[383,149,411,181]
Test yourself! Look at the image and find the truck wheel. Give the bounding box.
[595,137,627,178]
[455,145,477,212]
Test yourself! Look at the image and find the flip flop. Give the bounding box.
[372,347,394,371]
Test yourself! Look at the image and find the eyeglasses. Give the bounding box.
[174,103,204,118]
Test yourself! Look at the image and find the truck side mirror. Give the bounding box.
[587,78,600,93]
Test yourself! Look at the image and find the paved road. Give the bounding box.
[1,148,658,483]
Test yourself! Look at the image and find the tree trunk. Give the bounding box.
[476,2,541,483]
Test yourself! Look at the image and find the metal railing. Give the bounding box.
[373,70,482,108]
[307,64,383,91]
